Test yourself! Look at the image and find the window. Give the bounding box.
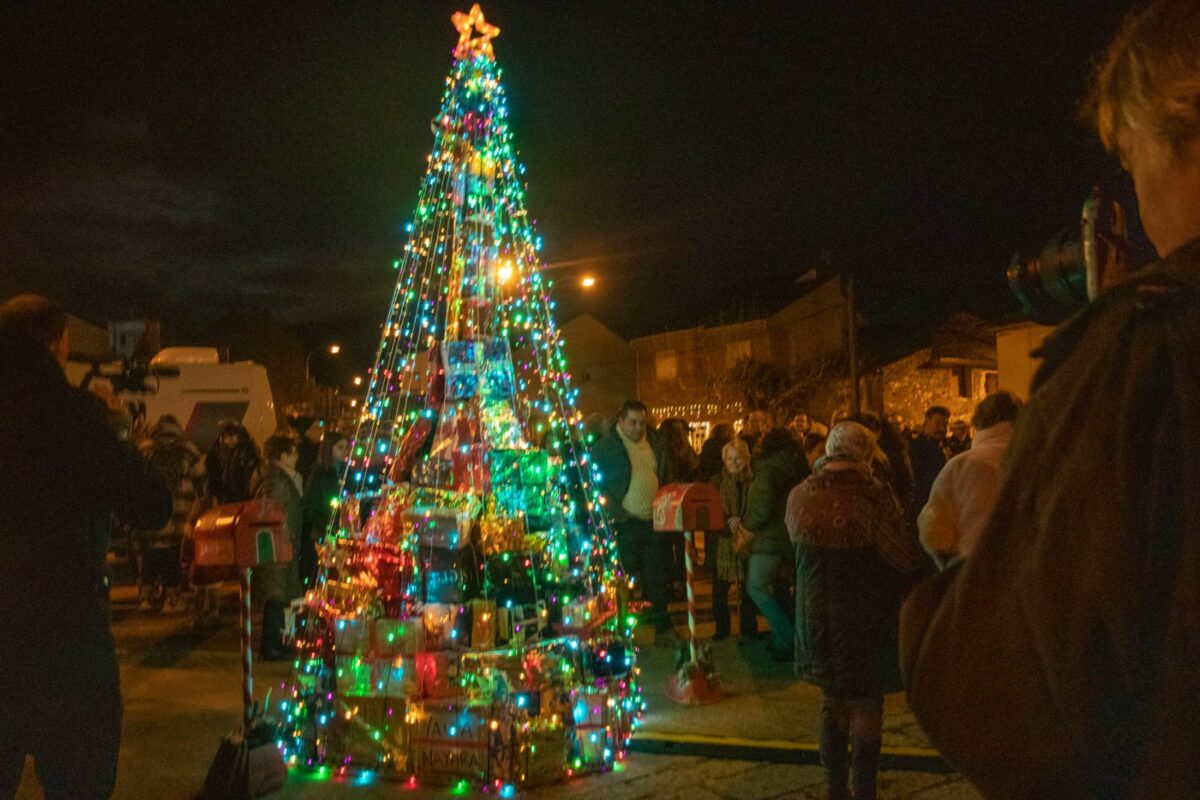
[655,351,677,382]
[725,339,751,368]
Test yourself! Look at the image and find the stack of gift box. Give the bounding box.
[320,602,638,786]
[327,615,425,771]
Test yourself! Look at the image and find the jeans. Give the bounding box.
[745,551,794,650]
[614,517,671,631]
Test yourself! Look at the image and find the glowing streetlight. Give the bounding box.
[353,375,363,387]
[580,275,596,289]
[306,344,343,386]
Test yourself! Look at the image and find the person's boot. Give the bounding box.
[162,587,188,614]
[820,720,850,800]
[261,600,289,660]
[850,737,882,800]
[137,582,155,612]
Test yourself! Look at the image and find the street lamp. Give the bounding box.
[353,375,363,387]
[306,343,342,386]
[580,275,596,289]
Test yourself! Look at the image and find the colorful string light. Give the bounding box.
[279,6,641,789]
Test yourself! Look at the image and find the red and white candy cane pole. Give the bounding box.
[240,566,254,730]
[684,530,698,662]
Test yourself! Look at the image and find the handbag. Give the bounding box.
[198,713,286,799]
[731,522,755,555]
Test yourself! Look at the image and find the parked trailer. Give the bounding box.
[66,347,277,450]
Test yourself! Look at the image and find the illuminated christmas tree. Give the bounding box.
[281,5,640,789]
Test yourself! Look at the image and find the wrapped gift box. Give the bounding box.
[444,340,483,401]
[332,616,424,660]
[451,444,488,492]
[411,456,454,489]
[460,638,580,701]
[468,599,497,651]
[407,702,489,782]
[326,696,407,770]
[489,717,569,787]
[488,450,554,530]
[424,569,464,604]
[477,514,531,555]
[556,590,617,637]
[416,650,463,699]
[568,687,621,771]
[335,653,419,700]
[395,487,481,550]
[422,603,463,650]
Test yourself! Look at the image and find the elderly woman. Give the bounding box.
[786,421,927,800]
[708,437,759,642]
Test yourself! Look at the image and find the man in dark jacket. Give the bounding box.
[907,405,949,522]
[0,295,171,800]
[590,400,671,632]
[902,3,1200,796]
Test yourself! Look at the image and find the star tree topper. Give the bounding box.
[452,4,500,60]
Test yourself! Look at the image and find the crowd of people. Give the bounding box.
[4,3,1199,797]
[589,393,1022,798]
[128,414,349,650]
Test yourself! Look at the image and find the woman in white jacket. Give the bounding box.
[917,391,1022,564]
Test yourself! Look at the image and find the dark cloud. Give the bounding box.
[0,2,1140,343]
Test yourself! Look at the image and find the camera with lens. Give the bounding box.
[1007,187,1130,324]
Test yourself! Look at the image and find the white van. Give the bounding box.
[66,347,277,450]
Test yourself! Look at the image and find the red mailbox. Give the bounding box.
[192,498,293,582]
[653,482,725,532]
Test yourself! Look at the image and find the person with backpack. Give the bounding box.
[136,415,205,613]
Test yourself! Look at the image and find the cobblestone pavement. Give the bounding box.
[14,581,982,799]
[269,753,981,799]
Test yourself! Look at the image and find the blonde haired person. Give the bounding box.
[902,3,1200,797]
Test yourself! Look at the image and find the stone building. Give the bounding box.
[627,278,999,436]
[558,313,636,419]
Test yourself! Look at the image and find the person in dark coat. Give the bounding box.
[255,433,304,661]
[735,427,808,660]
[301,431,348,588]
[908,405,949,523]
[903,5,1200,795]
[697,422,734,483]
[787,421,926,800]
[658,417,698,596]
[205,420,260,505]
[193,420,261,628]
[0,295,171,800]
[590,400,672,633]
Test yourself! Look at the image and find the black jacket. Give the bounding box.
[902,239,1200,799]
[590,428,666,523]
[0,331,171,675]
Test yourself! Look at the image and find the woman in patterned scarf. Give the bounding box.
[785,421,928,800]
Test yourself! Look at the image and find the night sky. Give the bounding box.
[0,2,1143,356]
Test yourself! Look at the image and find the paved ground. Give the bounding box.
[14,574,982,799]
